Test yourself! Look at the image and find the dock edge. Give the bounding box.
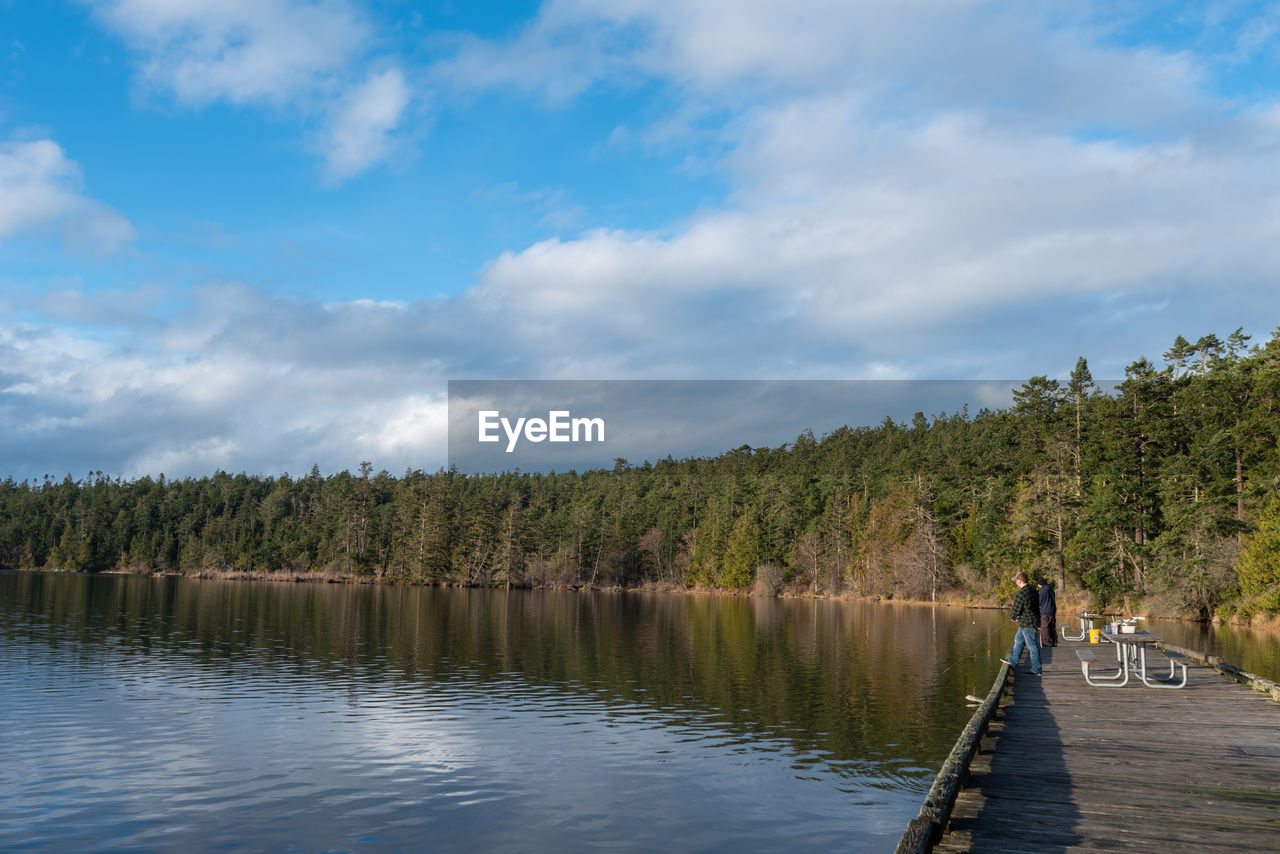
[894,659,1012,854]
[1158,642,1280,704]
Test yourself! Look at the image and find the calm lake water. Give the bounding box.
[1,573,1275,852]
[1143,614,1280,680]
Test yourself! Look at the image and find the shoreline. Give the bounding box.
[5,564,1271,629]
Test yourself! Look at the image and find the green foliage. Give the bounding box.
[721,511,760,589]
[1238,497,1280,610]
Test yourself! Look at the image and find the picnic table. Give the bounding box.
[1075,630,1188,689]
[1060,611,1108,641]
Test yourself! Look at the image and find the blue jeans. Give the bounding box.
[1008,626,1042,673]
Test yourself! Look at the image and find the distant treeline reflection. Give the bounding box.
[3,329,1280,619]
[4,573,999,772]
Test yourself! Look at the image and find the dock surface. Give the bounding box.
[932,639,1280,852]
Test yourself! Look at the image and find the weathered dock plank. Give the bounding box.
[925,640,1280,853]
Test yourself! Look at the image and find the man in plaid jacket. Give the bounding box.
[1001,571,1043,676]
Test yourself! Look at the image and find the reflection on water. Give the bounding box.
[1145,616,1280,681]
[4,574,1019,851]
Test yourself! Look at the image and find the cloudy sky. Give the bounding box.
[2,1,1279,481]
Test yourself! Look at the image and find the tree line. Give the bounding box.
[2,328,1279,620]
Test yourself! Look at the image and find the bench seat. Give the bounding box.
[1077,645,1127,686]
[1149,648,1190,688]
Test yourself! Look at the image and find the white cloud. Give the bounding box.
[469,103,1280,340]
[0,285,461,479]
[87,0,410,181]
[321,67,411,183]
[436,0,1215,130]
[129,436,242,478]
[431,0,638,103]
[30,282,168,326]
[351,393,448,464]
[0,138,134,251]
[432,0,1280,363]
[88,0,370,105]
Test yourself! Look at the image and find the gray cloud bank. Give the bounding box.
[0,273,1254,482]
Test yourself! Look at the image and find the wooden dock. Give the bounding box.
[922,640,1280,853]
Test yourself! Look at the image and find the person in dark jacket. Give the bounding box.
[1001,571,1042,675]
[1037,576,1057,648]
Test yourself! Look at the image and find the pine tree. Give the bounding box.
[721,511,760,589]
[1237,497,1280,611]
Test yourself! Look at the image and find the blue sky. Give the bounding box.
[3,0,1280,480]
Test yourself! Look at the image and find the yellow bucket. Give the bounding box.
[1088,628,1101,644]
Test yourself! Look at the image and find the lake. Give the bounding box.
[1,572,1274,852]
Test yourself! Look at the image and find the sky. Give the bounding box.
[2,0,1280,481]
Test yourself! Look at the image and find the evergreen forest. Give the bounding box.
[4,329,1280,621]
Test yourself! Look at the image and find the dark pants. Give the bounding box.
[1040,614,1057,647]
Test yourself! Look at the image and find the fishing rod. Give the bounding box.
[936,618,1011,679]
